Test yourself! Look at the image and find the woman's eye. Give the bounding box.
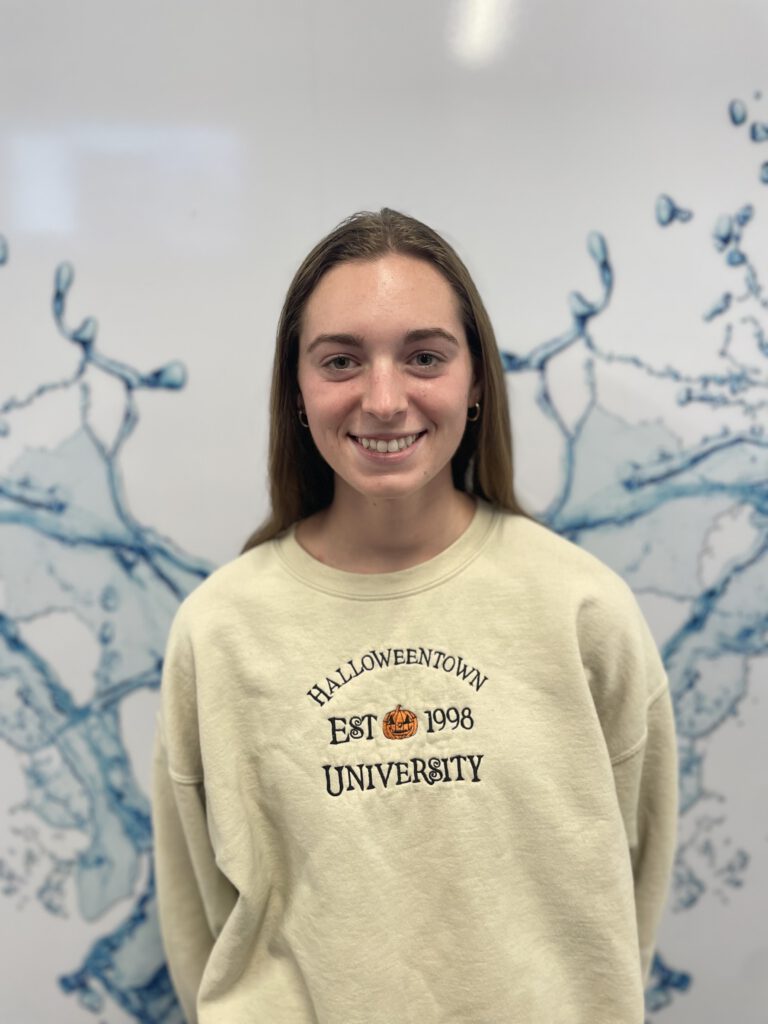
[323,352,441,371]
[325,356,355,370]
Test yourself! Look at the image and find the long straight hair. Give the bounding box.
[240,208,533,554]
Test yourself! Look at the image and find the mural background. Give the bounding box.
[1,0,766,1020]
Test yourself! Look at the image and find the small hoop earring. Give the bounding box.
[467,402,481,422]
[298,409,309,428]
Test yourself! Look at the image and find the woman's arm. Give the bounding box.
[151,722,217,1023]
[612,678,679,987]
[151,602,238,1023]
[579,577,680,989]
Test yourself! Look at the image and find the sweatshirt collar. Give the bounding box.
[275,496,499,599]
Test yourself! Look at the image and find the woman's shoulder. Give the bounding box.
[488,508,657,672]
[176,532,287,624]
[489,505,636,602]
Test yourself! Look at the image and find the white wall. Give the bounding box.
[1,1,767,1020]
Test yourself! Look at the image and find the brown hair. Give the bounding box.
[239,207,533,554]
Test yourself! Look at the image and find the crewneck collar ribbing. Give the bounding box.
[274,497,500,600]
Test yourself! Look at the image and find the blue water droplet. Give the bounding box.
[713,214,733,249]
[98,621,115,645]
[750,121,768,142]
[761,162,768,184]
[656,194,692,226]
[0,235,8,264]
[146,360,187,390]
[587,231,608,265]
[0,418,9,437]
[54,262,73,294]
[728,99,748,125]
[656,194,675,225]
[100,585,120,612]
[727,249,746,266]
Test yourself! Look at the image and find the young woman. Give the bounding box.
[151,209,679,1023]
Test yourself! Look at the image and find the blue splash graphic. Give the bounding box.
[500,94,767,1020]
[728,96,768,184]
[728,99,748,126]
[1,91,765,1021]
[0,242,212,1021]
[656,194,693,226]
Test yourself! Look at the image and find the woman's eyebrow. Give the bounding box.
[306,328,459,354]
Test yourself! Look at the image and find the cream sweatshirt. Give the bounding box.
[151,496,679,1023]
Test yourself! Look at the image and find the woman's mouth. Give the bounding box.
[349,430,427,458]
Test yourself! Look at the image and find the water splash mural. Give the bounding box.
[499,92,767,1019]
[0,240,214,1021]
[0,91,765,1020]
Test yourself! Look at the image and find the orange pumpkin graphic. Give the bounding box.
[382,704,418,740]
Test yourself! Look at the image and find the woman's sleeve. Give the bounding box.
[611,670,679,988]
[150,608,238,1024]
[151,724,215,1024]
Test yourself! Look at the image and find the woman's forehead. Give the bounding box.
[301,254,464,340]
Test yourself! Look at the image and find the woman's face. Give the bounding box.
[296,253,482,505]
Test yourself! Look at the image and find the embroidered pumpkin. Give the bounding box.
[382,704,418,740]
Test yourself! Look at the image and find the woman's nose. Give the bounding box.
[360,363,408,420]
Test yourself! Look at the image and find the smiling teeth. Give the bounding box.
[356,433,422,452]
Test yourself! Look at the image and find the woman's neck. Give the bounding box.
[295,486,478,574]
